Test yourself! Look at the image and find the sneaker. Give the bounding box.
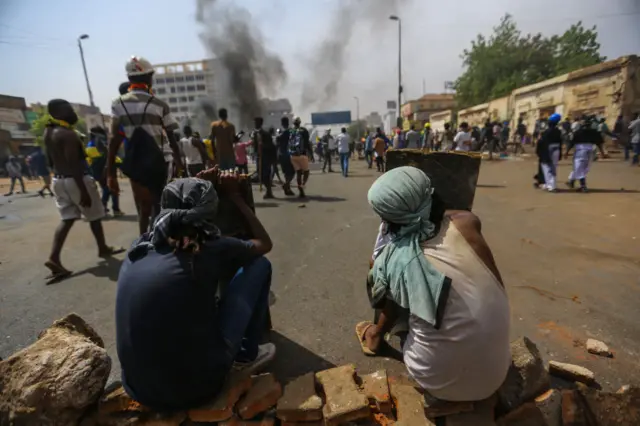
[579,187,589,193]
[232,343,276,375]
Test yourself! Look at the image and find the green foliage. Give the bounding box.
[30,107,87,147]
[347,120,368,142]
[454,15,605,108]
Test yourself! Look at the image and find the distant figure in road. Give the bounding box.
[440,122,454,152]
[251,117,276,199]
[392,129,403,149]
[423,123,433,150]
[181,126,210,177]
[356,166,509,402]
[321,129,335,173]
[87,127,123,216]
[277,117,295,196]
[210,108,237,170]
[536,113,563,192]
[234,136,252,175]
[405,125,421,149]
[288,116,312,198]
[336,127,351,177]
[565,116,604,192]
[374,132,386,173]
[453,122,473,152]
[44,99,123,280]
[28,147,53,197]
[116,174,275,411]
[4,156,26,196]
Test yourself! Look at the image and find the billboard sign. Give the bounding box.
[311,111,352,126]
[386,101,397,110]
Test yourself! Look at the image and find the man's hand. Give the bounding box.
[196,165,220,183]
[219,170,240,195]
[79,189,92,208]
[107,175,120,195]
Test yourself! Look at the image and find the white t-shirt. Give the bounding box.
[181,137,202,165]
[326,135,337,150]
[336,133,351,154]
[454,131,473,151]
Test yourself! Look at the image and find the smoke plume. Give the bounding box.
[300,0,405,110]
[195,0,287,130]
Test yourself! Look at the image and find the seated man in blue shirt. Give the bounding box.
[116,171,274,410]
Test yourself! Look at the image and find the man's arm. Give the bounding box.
[209,124,218,164]
[107,117,123,182]
[192,138,210,165]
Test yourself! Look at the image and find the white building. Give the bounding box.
[152,60,219,123]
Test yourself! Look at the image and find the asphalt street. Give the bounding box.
[1,157,639,390]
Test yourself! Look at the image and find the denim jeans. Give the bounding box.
[339,153,350,177]
[365,150,373,168]
[632,143,640,165]
[100,181,120,212]
[218,257,272,363]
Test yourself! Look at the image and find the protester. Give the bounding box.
[355,166,510,402]
[629,112,640,166]
[116,174,275,410]
[439,123,454,152]
[536,114,563,192]
[364,131,374,168]
[4,156,26,196]
[392,129,403,149]
[374,132,386,173]
[87,127,123,216]
[277,117,295,196]
[453,122,473,152]
[181,126,210,177]
[234,136,252,175]
[500,121,510,150]
[321,129,335,173]
[28,147,53,197]
[336,127,351,178]
[565,116,604,192]
[423,123,433,150]
[44,99,123,280]
[252,117,276,199]
[405,125,421,149]
[108,56,183,235]
[288,116,312,198]
[210,108,237,170]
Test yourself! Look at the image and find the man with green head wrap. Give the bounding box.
[356,166,510,402]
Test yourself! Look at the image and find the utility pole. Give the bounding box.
[354,96,360,143]
[389,15,402,128]
[77,34,95,107]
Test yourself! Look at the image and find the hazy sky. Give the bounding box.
[1,0,638,122]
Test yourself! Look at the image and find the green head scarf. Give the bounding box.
[368,166,449,328]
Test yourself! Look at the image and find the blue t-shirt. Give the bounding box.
[115,236,256,410]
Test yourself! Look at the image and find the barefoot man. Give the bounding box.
[43,99,123,280]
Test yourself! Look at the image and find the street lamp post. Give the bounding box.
[354,96,360,144]
[389,15,402,128]
[77,34,95,108]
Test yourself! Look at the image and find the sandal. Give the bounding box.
[98,246,126,258]
[355,321,377,356]
[44,261,73,284]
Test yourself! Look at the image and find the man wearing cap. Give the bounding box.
[536,113,563,192]
[108,56,184,235]
[288,116,312,198]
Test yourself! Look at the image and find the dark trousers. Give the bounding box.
[9,176,25,193]
[218,257,272,362]
[258,157,274,188]
[323,153,333,171]
[100,181,121,212]
[365,150,374,168]
[375,156,384,172]
[237,163,249,175]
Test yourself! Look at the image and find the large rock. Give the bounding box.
[574,383,640,426]
[497,337,550,414]
[0,313,111,426]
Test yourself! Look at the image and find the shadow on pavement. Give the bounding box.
[73,256,123,282]
[477,184,507,188]
[254,202,280,208]
[104,214,139,222]
[269,331,336,383]
[281,195,346,203]
[554,188,640,194]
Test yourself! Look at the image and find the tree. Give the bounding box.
[347,120,368,142]
[454,15,605,108]
[30,107,87,147]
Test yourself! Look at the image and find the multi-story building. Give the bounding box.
[365,112,383,129]
[152,60,218,124]
[401,94,457,130]
[261,98,293,131]
[0,95,34,160]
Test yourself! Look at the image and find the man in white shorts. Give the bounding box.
[43,99,123,281]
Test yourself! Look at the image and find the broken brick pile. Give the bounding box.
[82,337,640,426]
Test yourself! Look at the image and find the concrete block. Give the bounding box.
[277,373,323,422]
[549,361,595,385]
[361,370,393,414]
[316,365,370,426]
[388,376,435,426]
[188,372,252,422]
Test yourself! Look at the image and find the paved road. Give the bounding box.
[1,157,639,390]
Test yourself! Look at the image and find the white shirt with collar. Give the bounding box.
[336,132,351,154]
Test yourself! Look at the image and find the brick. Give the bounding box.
[445,394,496,426]
[496,402,545,425]
[574,382,640,426]
[361,370,393,414]
[371,411,397,425]
[316,365,370,426]
[534,389,562,426]
[560,389,588,426]
[388,376,434,426]
[98,385,149,415]
[549,361,595,385]
[188,372,252,422]
[277,373,323,422]
[586,339,612,358]
[497,337,550,414]
[237,373,283,420]
[220,413,275,426]
[422,392,474,418]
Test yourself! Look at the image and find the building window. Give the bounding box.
[185,85,195,92]
[180,96,188,102]
[169,97,177,104]
[185,75,195,82]
[180,106,189,112]
[175,76,185,82]
[177,86,186,93]
[195,75,205,81]
[165,77,175,83]
[155,88,166,95]
[170,107,178,113]
[196,84,206,91]
[155,78,165,85]
[170,87,176,93]
[188,96,195,101]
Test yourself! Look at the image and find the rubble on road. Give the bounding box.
[4,314,640,425]
[586,338,613,358]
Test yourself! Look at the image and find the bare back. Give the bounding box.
[44,127,85,176]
